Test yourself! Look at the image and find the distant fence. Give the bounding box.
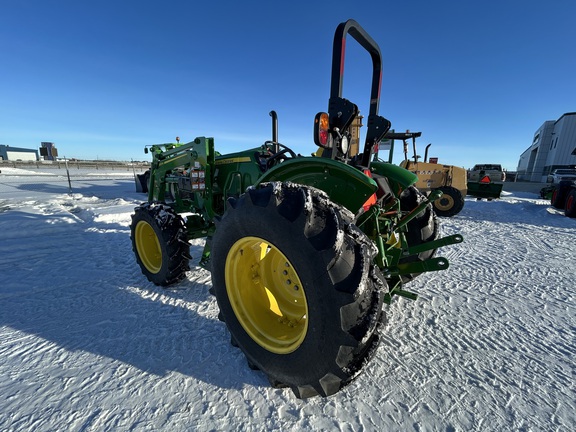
[502,181,548,194]
[2,160,553,201]
[486,171,549,182]
[0,160,149,199]
[514,171,546,182]
[0,159,150,172]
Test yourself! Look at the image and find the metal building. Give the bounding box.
[0,145,40,161]
[517,112,576,182]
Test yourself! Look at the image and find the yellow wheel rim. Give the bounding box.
[435,193,454,211]
[135,220,162,274]
[225,236,308,354]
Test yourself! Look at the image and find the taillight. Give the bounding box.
[314,112,332,148]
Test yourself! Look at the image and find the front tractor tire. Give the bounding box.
[432,186,465,217]
[130,202,190,286]
[211,182,387,398]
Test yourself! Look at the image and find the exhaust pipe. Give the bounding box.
[424,143,431,163]
[269,111,279,154]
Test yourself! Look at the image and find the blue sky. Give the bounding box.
[1,0,574,170]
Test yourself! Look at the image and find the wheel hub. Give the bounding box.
[435,194,454,211]
[225,236,308,354]
[135,220,162,274]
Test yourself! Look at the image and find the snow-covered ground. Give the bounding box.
[1,168,574,431]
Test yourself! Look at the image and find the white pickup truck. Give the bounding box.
[547,168,576,184]
[468,164,506,183]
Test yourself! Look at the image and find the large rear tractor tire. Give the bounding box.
[399,186,440,283]
[130,202,190,286]
[565,189,576,218]
[432,186,465,217]
[211,182,387,398]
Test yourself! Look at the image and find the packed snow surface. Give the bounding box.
[0,172,574,431]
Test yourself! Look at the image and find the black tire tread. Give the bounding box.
[552,186,567,209]
[433,186,465,217]
[564,189,576,218]
[211,182,387,398]
[130,202,190,286]
[399,186,440,283]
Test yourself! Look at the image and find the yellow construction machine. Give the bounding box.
[373,131,467,217]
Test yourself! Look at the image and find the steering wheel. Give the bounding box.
[263,141,297,169]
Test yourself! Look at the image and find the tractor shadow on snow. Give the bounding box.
[0,189,266,393]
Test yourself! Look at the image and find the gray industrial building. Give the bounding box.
[517,112,576,182]
[0,145,39,161]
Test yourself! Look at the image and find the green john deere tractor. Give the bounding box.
[130,19,463,398]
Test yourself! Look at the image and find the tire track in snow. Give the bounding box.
[1,186,575,431]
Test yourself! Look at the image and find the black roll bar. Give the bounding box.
[330,19,391,166]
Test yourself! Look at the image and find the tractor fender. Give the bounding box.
[255,157,377,213]
[370,161,418,194]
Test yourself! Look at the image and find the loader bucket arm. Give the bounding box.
[330,19,391,167]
